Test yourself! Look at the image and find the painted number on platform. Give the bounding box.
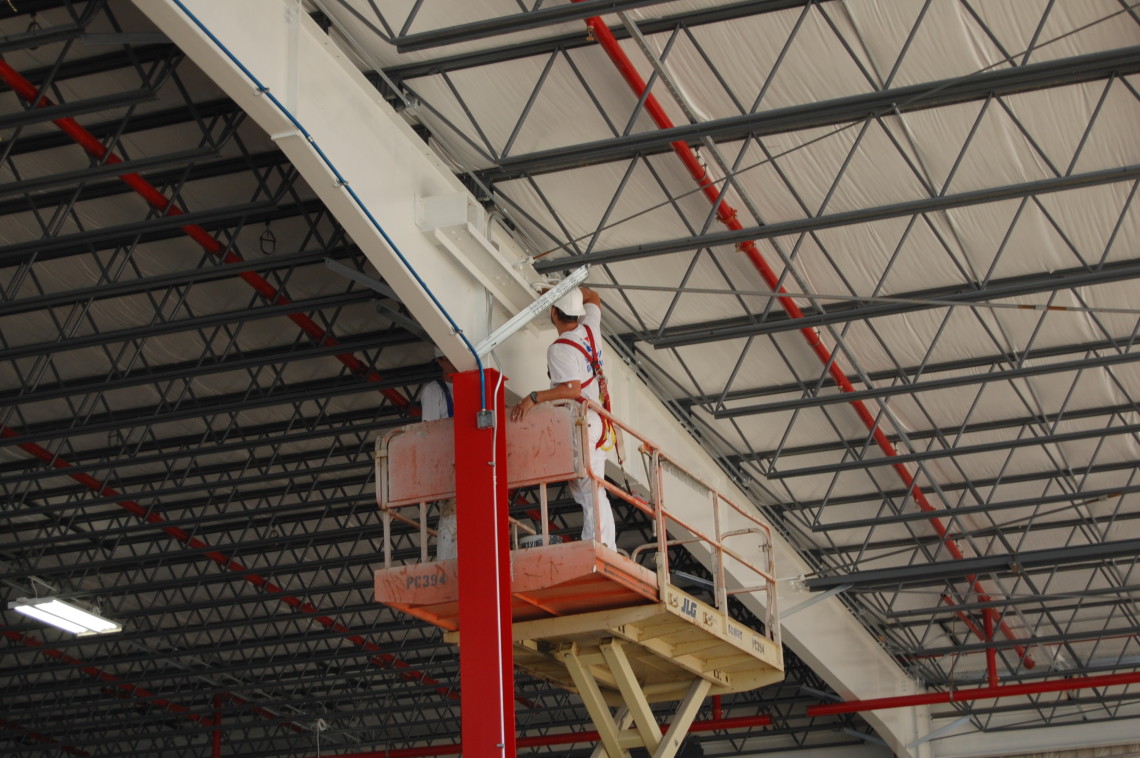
[406,573,447,589]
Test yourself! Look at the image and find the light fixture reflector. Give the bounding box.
[10,597,121,635]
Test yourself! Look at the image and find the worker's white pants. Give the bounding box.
[436,498,457,560]
[571,412,616,549]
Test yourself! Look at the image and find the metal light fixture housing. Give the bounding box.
[9,597,122,636]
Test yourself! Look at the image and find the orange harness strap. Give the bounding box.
[553,325,614,450]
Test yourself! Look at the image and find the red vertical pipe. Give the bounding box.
[213,693,222,758]
[454,370,515,757]
[572,6,1032,667]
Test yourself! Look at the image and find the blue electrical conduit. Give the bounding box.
[171,0,488,408]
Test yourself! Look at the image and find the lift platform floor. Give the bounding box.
[375,541,783,702]
[374,540,658,631]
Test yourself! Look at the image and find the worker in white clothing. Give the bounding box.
[510,286,617,549]
[421,347,458,560]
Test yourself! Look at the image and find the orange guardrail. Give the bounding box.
[375,399,779,646]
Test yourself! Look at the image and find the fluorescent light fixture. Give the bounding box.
[10,597,121,636]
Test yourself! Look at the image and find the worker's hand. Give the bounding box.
[509,397,533,422]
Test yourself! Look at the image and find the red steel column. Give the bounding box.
[454,370,514,757]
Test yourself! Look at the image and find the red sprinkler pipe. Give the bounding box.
[0,427,457,702]
[1,628,310,735]
[572,5,1033,668]
[4,627,311,750]
[808,670,1140,716]
[0,57,416,417]
[0,716,90,756]
[304,714,773,758]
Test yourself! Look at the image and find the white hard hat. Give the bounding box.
[554,287,585,317]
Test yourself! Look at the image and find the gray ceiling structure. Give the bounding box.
[2,1,1140,757]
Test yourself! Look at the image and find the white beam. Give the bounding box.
[134,2,927,755]
[133,0,538,373]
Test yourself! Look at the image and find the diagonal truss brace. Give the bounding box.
[559,641,713,758]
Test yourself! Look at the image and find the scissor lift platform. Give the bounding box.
[374,402,783,757]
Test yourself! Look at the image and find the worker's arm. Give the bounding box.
[581,286,601,310]
[510,380,580,421]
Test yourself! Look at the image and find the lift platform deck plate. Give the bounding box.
[374,539,659,632]
[376,541,783,703]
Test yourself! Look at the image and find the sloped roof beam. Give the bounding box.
[0,241,355,319]
[0,147,217,199]
[0,21,84,54]
[730,401,1139,462]
[777,458,1140,512]
[2,98,238,156]
[0,370,415,449]
[0,200,317,267]
[391,0,700,52]
[0,290,373,363]
[806,538,1140,591]
[773,422,1140,481]
[0,333,422,407]
[0,44,177,90]
[901,625,1140,660]
[716,348,1140,418]
[0,88,155,130]
[382,0,816,82]
[886,583,1140,620]
[0,151,287,216]
[688,337,1140,408]
[809,509,1140,563]
[534,165,1140,276]
[808,482,1140,532]
[486,46,1140,183]
[637,252,1140,348]
[0,406,400,482]
[6,486,377,546]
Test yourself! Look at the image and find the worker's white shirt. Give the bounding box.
[547,303,602,403]
[420,379,453,421]
[422,377,457,560]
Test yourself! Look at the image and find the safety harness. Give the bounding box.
[554,324,616,450]
[433,378,454,419]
